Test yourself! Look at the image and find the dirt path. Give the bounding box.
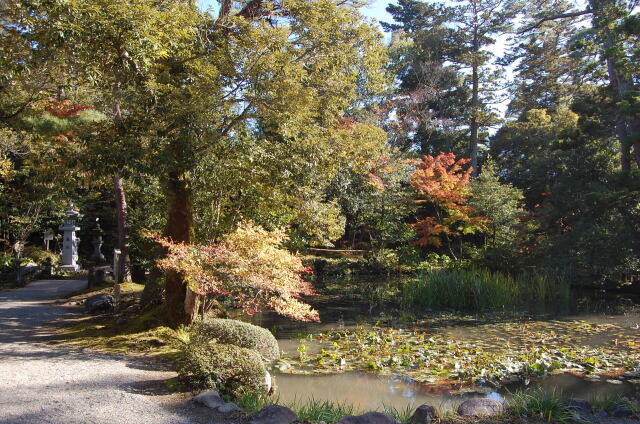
[0,279,217,424]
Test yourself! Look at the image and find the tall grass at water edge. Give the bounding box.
[400,268,571,312]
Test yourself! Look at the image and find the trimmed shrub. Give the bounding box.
[22,246,59,266]
[177,342,269,398]
[189,318,280,362]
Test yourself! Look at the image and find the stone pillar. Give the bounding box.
[59,202,82,271]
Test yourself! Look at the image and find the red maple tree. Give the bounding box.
[410,153,487,251]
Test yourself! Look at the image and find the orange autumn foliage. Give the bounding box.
[410,153,487,247]
[153,221,319,322]
[45,99,93,118]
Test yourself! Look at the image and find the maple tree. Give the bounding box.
[410,153,486,255]
[153,221,319,322]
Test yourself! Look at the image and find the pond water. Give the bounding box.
[248,287,640,410]
[273,372,640,411]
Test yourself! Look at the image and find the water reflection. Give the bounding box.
[254,284,640,409]
[274,372,640,411]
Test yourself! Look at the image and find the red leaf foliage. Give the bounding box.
[45,99,93,118]
[409,153,486,247]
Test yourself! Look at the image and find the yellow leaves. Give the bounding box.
[0,155,12,180]
[154,221,319,322]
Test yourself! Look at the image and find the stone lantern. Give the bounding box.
[90,218,106,264]
[59,202,83,271]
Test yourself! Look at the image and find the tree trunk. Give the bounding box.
[162,170,196,324]
[600,17,639,169]
[113,174,131,284]
[470,31,480,176]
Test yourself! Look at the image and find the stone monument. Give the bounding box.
[90,218,106,264]
[59,202,82,271]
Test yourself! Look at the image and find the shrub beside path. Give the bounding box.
[0,279,220,424]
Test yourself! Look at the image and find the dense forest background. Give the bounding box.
[1,0,639,320]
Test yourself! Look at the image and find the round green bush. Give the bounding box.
[189,318,280,362]
[177,342,269,398]
[22,246,59,266]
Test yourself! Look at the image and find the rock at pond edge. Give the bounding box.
[338,411,399,424]
[612,406,634,418]
[250,405,298,424]
[567,398,592,414]
[409,405,437,424]
[218,402,242,414]
[193,391,226,409]
[457,398,503,416]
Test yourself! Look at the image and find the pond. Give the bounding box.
[273,372,640,411]
[249,287,640,410]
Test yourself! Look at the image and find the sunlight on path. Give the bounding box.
[0,280,215,424]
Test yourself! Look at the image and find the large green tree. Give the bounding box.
[519,0,640,169]
[8,0,387,322]
[383,0,513,171]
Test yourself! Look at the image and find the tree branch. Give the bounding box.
[218,0,232,19]
[237,0,265,18]
[518,9,593,34]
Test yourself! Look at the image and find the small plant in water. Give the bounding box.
[297,341,308,362]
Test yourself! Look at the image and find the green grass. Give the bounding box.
[291,398,359,423]
[382,404,414,423]
[63,280,144,299]
[236,392,276,414]
[56,281,178,356]
[400,267,570,312]
[508,389,574,423]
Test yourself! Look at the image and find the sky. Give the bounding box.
[194,0,519,120]
[360,0,396,26]
[197,0,397,29]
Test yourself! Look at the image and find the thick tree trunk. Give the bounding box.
[601,19,639,169]
[162,171,197,324]
[113,174,131,284]
[470,32,480,176]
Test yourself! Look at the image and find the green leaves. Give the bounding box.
[280,318,640,390]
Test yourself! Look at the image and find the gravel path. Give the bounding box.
[0,279,220,424]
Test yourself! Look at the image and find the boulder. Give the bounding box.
[456,398,502,416]
[250,405,298,424]
[218,402,242,414]
[84,294,115,313]
[611,406,634,418]
[594,410,609,419]
[193,391,226,409]
[409,405,437,424]
[265,370,272,394]
[567,398,592,414]
[338,412,398,424]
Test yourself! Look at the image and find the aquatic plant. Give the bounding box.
[237,392,276,414]
[508,389,573,423]
[291,398,358,423]
[279,320,640,389]
[383,404,415,423]
[400,268,570,312]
